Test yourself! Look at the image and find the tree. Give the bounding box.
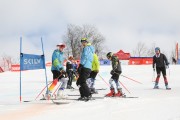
[132,42,147,57]
[63,24,106,59]
[146,43,156,57]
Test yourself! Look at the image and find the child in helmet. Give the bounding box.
[153,47,171,90]
[105,52,124,97]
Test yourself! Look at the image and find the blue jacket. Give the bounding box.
[80,43,95,69]
[51,49,64,71]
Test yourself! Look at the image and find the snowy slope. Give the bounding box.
[0,65,180,120]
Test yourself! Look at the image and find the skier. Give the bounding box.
[66,56,75,89]
[76,38,94,101]
[45,43,68,99]
[153,47,171,90]
[86,53,100,94]
[105,52,124,97]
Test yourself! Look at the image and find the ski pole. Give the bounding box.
[35,81,52,100]
[152,69,155,82]
[121,74,142,84]
[119,80,131,94]
[98,74,110,87]
[35,72,63,100]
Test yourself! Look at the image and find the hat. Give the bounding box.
[57,43,66,48]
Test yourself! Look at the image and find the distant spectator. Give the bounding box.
[172,57,177,64]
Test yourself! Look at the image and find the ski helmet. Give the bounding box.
[155,47,160,52]
[106,52,113,59]
[57,43,66,48]
[81,38,88,43]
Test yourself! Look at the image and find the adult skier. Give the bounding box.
[45,43,68,99]
[76,38,94,101]
[105,52,124,97]
[86,53,100,94]
[153,47,171,90]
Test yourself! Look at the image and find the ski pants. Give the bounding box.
[76,67,91,97]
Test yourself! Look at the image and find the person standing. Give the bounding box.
[105,52,124,97]
[86,53,100,94]
[66,56,75,89]
[77,38,94,101]
[45,43,68,99]
[153,47,171,90]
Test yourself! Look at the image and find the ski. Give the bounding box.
[51,99,70,105]
[153,88,171,90]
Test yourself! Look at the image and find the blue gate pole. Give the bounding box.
[20,37,22,102]
[41,37,49,95]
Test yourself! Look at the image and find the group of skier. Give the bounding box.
[44,37,171,101]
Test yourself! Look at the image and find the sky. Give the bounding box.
[0,0,180,61]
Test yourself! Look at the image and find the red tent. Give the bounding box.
[114,50,130,60]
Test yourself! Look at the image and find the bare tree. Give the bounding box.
[132,42,147,57]
[63,24,106,59]
[146,42,156,57]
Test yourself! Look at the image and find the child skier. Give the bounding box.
[105,52,124,97]
[45,43,68,99]
[86,53,100,94]
[153,47,171,90]
[66,56,75,89]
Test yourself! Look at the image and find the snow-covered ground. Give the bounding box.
[0,65,180,120]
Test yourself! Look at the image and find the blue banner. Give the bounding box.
[100,59,111,65]
[20,53,45,70]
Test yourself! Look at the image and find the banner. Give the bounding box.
[11,64,20,71]
[20,53,45,70]
[100,59,111,65]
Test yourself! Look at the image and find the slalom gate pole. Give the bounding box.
[98,74,110,87]
[121,74,142,84]
[35,81,52,100]
[119,80,131,94]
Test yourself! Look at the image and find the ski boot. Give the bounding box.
[56,88,68,100]
[114,88,123,97]
[42,90,52,100]
[78,96,85,101]
[154,83,159,89]
[105,88,115,97]
[165,85,171,90]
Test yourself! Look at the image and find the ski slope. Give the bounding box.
[0,65,180,120]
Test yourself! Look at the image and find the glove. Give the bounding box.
[110,70,115,75]
[59,67,64,72]
[77,64,83,74]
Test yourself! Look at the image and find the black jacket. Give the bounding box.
[153,53,169,68]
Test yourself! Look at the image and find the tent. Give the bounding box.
[114,50,130,60]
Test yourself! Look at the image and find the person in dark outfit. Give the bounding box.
[105,52,124,97]
[172,57,177,64]
[76,38,94,101]
[153,47,171,89]
[66,56,75,89]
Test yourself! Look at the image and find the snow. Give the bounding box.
[0,65,180,120]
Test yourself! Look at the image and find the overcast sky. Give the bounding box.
[0,0,180,61]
